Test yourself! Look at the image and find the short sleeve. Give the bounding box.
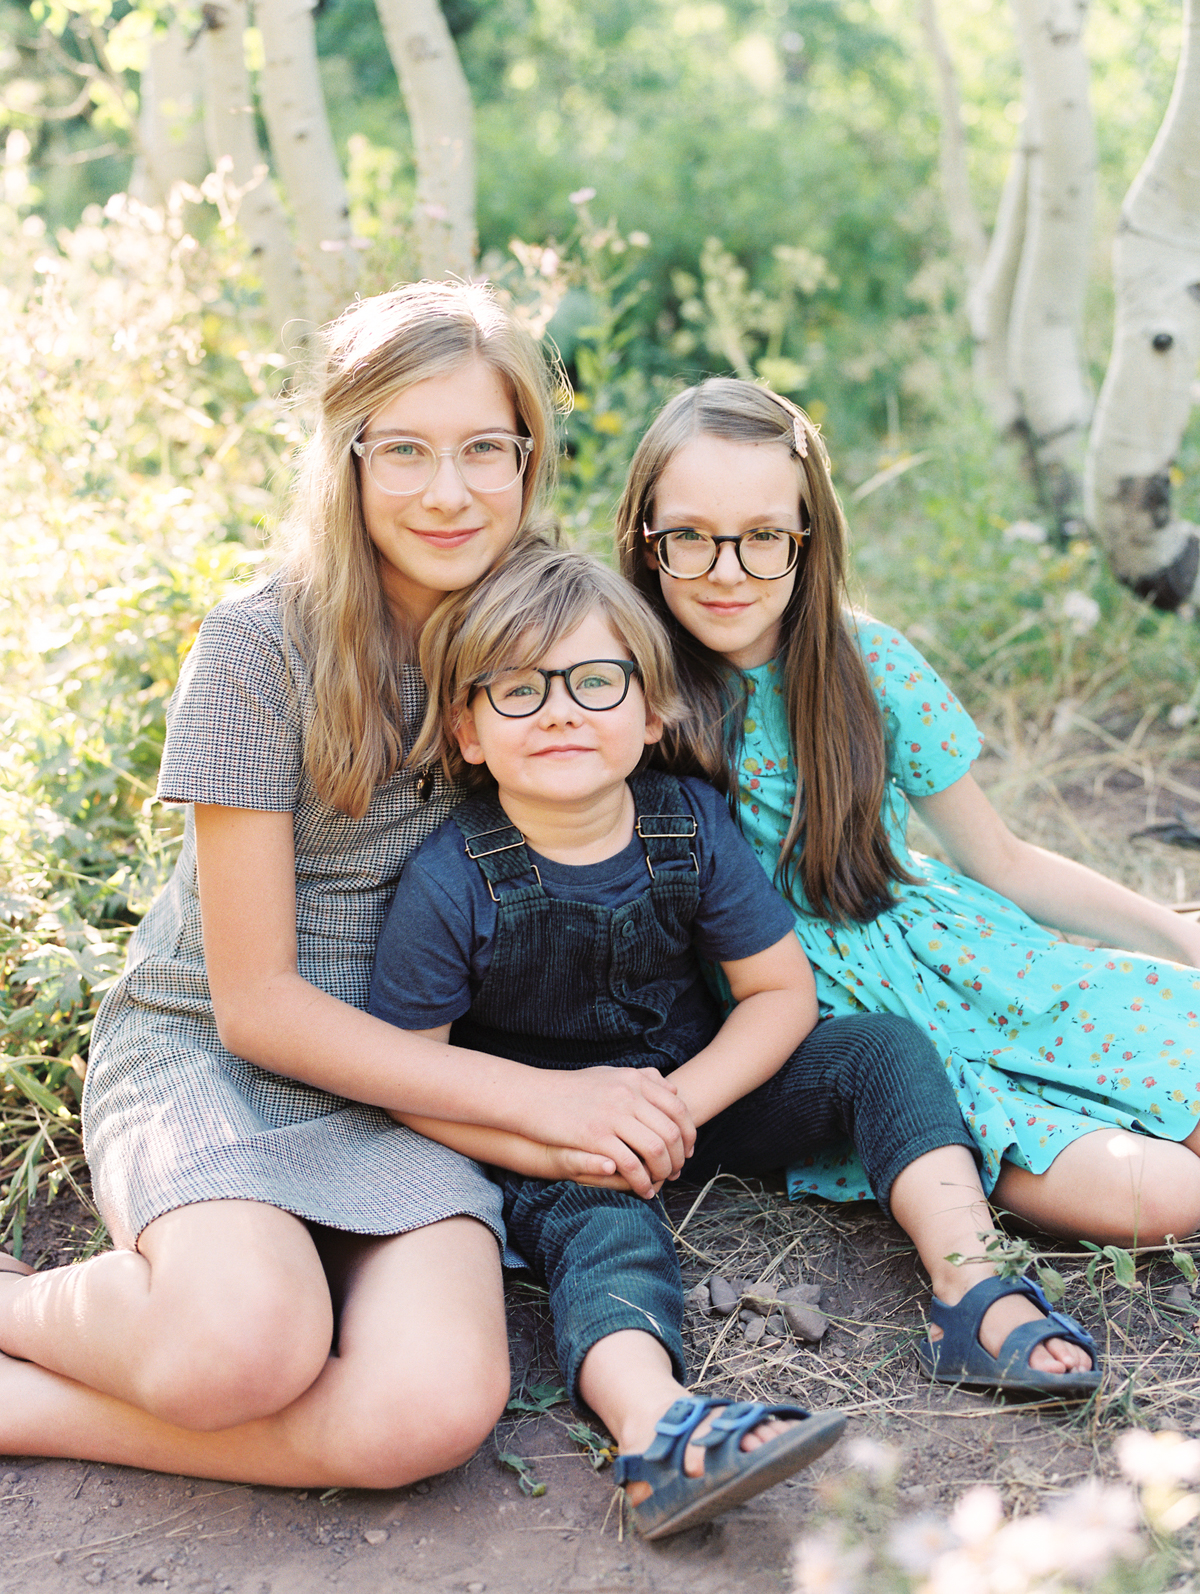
[854,620,983,797]
[157,591,303,810]
[681,778,796,961]
[368,823,491,1029]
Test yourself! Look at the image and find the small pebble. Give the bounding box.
[684,1282,710,1315]
[53,1551,67,1565]
[1,1472,18,1484]
[363,1529,388,1546]
[413,1481,431,1495]
[783,1303,829,1343]
[148,1568,170,1584]
[781,1282,823,1307]
[738,1308,755,1325]
[766,1313,787,1337]
[84,1576,104,1588]
[743,1315,766,1345]
[466,1584,486,1593]
[708,1276,738,1317]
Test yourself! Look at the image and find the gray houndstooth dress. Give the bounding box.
[83,576,505,1248]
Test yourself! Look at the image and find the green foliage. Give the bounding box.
[0,163,295,1245]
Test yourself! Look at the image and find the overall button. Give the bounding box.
[621,921,636,938]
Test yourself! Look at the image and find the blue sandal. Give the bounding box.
[918,1275,1101,1396]
[612,1395,845,1540]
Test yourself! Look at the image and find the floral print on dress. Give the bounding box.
[735,621,1200,1204]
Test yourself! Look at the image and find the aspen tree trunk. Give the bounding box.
[968,131,1029,434]
[131,21,208,206]
[199,0,305,342]
[374,0,476,279]
[918,0,987,285]
[257,0,358,326]
[1007,0,1095,530]
[1085,0,1200,609]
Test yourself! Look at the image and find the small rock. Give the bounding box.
[84,1576,105,1588]
[783,1303,829,1343]
[708,1276,738,1317]
[413,1480,431,1495]
[684,1283,710,1315]
[781,1282,823,1307]
[738,1307,755,1325]
[53,1551,67,1565]
[466,1584,486,1593]
[743,1315,766,1345]
[741,1291,780,1316]
[1,1472,18,1484]
[1168,1283,1196,1311]
[766,1313,787,1337]
[363,1530,388,1546]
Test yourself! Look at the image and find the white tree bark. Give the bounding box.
[374,0,476,279]
[130,20,208,206]
[198,0,306,343]
[1007,0,1095,527]
[1085,0,1200,609]
[257,0,358,327]
[968,128,1029,433]
[918,0,987,286]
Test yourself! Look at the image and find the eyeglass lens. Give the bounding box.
[485,660,635,717]
[656,528,799,578]
[364,435,527,495]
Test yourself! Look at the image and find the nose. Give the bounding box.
[708,541,746,587]
[420,450,472,513]
[536,674,583,724]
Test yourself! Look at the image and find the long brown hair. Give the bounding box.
[615,378,913,923]
[277,281,564,817]
[413,542,684,790]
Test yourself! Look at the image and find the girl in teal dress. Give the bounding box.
[616,378,1200,1366]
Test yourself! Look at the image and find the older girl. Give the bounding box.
[0,282,692,1486]
[617,377,1200,1384]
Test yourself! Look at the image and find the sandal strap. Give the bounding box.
[614,1396,732,1481]
[695,1400,814,1450]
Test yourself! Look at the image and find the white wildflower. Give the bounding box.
[844,1436,901,1483]
[948,1483,1004,1548]
[1061,590,1101,634]
[887,1511,954,1574]
[1002,519,1048,544]
[791,1528,868,1594]
[1116,1428,1200,1487]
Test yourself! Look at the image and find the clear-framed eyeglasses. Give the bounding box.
[476,659,640,718]
[352,432,534,496]
[643,524,808,580]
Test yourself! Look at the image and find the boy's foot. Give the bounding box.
[614,1396,845,1539]
[921,1275,1099,1394]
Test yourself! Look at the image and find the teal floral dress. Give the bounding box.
[736,621,1200,1203]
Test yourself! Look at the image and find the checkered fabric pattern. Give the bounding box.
[83,576,504,1247]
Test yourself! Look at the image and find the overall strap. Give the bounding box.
[628,770,700,878]
[450,790,544,902]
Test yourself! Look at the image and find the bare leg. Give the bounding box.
[0,1216,508,1488]
[577,1330,793,1508]
[889,1145,1092,1374]
[993,1126,1200,1247]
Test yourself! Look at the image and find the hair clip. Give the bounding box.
[791,415,809,459]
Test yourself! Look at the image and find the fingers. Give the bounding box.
[554,1149,618,1180]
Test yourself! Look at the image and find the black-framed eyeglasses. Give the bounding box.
[351,432,533,496]
[643,524,808,580]
[476,659,640,718]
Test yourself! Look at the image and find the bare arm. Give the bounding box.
[194,803,694,1194]
[386,1024,620,1183]
[911,772,1200,966]
[668,930,818,1126]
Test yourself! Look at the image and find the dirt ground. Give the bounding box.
[6,721,1200,1594]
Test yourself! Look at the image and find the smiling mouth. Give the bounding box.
[408,526,482,546]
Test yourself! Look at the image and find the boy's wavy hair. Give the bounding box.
[615,377,914,924]
[277,281,565,817]
[412,542,685,790]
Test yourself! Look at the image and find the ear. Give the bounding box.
[454,703,488,766]
[643,541,660,571]
[643,709,664,747]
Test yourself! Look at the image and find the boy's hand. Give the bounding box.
[524,1066,695,1198]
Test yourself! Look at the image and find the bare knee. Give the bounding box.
[996,1134,1200,1247]
[135,1277,334,1430]
[334,1346,510,1490]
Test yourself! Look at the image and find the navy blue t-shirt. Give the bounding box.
[368,775,795,1032]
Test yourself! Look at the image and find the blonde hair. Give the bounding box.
[413,543,684,789]
[278,281,565,816]
[616,377,913,924]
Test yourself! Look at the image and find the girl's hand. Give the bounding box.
[522,1066,695,1197]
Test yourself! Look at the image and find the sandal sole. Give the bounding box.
[918,1344,1100,1397]
[635,1410,846,1541]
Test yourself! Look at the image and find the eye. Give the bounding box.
[746,528,786,545]
[667,527,705,544]
[378,438,422,459]
[464,435,506,457]
[498,680,538,701]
